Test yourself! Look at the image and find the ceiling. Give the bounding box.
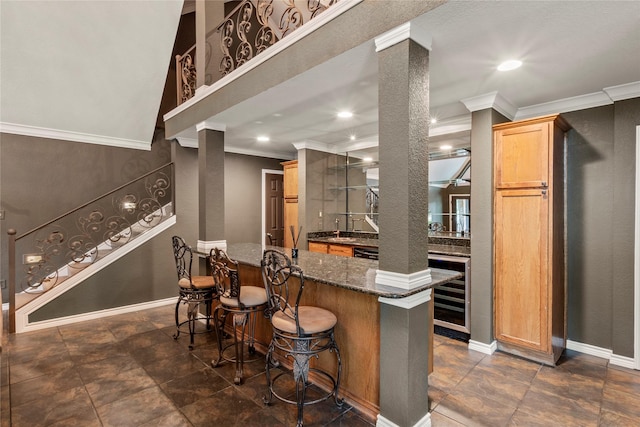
[173,0,640,160]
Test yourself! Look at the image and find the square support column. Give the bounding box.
[197,126,226,252]
[378,291,432,427]
[375,24,432,427]
[377,37,430,281]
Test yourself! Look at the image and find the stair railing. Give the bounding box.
[176,45,197,105]
[6,163,175,332]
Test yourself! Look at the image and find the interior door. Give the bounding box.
[265,173,284,246]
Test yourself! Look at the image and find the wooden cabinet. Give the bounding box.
[282,160,298,199]
[328,244,353,257]
[282,160,298,249]
[493,114,569,365]
[308,242,328,254]
[308,242,353,257]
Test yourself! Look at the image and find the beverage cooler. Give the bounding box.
[428,254,471,334]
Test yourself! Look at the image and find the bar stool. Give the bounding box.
[171,236,216,350]
[261,249,342,427]
[209,248,268,385]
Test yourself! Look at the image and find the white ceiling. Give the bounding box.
[173,0,640,160]
[1,1,638,156]
[0,0,183,149]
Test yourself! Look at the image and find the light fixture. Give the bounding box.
[497,59,522,71]
[363,156,373,163]
[350,135,356,141]
[257,136,270,142]
[440,144,452,151]
[430,117,437,124]
[337,111,353,118]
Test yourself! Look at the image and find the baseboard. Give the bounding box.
[17,297,176,333]
[468,339,497,355]
[566,339,637,369]
[376,412,431,427]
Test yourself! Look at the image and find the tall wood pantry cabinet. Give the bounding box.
[493,114,570,365]
[282,160,298,249]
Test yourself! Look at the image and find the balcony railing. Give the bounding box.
[7,163,175,332]
[176,0,339,105]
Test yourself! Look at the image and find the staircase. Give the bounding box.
[7,163,175,333]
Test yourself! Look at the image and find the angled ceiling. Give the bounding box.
[171,0,640,159]
[0,0,183,149]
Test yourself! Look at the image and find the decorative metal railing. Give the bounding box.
[218,0,337,76]
[176,0,338,104]
[176,45,197,105]
[7,163,175,331]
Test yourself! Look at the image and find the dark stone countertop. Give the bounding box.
[223,243,462,299]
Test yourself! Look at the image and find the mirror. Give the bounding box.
[337,131,471,237]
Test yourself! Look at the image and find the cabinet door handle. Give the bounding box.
[541,181,548,187]
[541,190,547,196]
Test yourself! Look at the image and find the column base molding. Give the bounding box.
[376,412,431,427]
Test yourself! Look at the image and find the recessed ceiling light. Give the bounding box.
[440,144,452,151]
[350,135,356,141]
[337,111,353,118]
[430,118,437,124]
[257,136,270,142]
[363,156,373,162]
[497,59,522,71]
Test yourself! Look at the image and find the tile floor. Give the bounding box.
[1,304,639,426]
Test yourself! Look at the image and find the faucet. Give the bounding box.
[334,218,340,238]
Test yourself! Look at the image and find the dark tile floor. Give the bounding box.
[1,304,639,426]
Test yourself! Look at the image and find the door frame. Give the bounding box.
[635,125,639,369]
[262,169,284,247]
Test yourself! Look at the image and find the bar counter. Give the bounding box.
[224,242,463,298]
[212,243,461,422]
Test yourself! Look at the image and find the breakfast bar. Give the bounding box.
[219,242,462,422]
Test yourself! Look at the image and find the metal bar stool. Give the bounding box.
[171,236,217,350]
[261,249,342,427]
[210,247,268,384]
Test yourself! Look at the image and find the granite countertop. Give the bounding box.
[223,243,462,299]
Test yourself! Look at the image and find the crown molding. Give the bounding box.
[196,120,226,132]
[293,140,337,153]
[603,81,640,101]
[225,145,294,160]
[0,122,151,150]
[176,136,198,148]
[374,22,432,53]
[461,91,517,120]
[514,91,612,120]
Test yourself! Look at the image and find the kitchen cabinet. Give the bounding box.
[282,160,298,248]
[308,241,353,257]
[493,114,569,365]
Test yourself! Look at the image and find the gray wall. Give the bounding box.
[224,152,284,245]
[564,98,639,357]
[1,134,285,322]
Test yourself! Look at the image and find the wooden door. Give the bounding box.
[494,188,549,352]
[265,173,284,246]
[494,121,550,189]
[282,160,298,198]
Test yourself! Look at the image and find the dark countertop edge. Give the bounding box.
[220,243,463,299]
